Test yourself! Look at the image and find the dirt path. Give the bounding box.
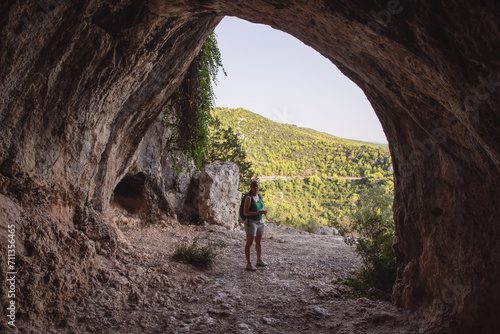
[70,220,420,333]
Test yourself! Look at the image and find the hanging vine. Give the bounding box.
[164,33,226,173]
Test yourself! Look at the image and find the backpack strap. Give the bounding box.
[245,193,250,227]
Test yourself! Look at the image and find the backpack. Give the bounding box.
[239,193,262,220]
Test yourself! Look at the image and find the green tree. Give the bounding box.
[204,116,254,192]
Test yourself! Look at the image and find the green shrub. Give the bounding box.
[340,186,396,296]
[173,238,227,268]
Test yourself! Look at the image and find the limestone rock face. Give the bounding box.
[198,162,241,230]
[114,113,198,221]
[0,0,499,332]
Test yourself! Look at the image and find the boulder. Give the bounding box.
[198,162,241,230]
[315,226,340,236]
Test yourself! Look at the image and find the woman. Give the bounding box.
[243,180,268,271]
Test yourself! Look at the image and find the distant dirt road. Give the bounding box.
[258,175,363,181]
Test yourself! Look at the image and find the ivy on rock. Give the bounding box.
[164,33,226,173]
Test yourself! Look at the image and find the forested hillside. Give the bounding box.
[213,107,394,231]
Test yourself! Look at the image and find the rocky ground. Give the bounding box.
[64,218,421,333]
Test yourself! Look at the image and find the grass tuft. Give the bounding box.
[173,237,227,268]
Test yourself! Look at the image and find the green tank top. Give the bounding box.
[248,196,264,221]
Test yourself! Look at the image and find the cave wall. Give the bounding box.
[1,0,499,332]
[0,0,221,330]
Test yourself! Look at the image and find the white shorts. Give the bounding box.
[245,219,265,237]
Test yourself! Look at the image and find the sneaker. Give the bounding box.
[246,263,257,271]
[256,259,268,267]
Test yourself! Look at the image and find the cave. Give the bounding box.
[0,0,499,333]
[111,173,148,215]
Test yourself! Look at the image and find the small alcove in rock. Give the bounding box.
[111,173,148,215]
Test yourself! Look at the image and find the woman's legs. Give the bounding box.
[255,234,263,260]
[245,235,255,263]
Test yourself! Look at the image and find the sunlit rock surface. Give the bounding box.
[198,162,241,230]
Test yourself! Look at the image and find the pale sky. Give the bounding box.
[213,17,388,144]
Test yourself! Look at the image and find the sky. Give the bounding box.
[212,17,388,144]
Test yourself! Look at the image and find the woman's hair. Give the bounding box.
[248,180,259,194]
